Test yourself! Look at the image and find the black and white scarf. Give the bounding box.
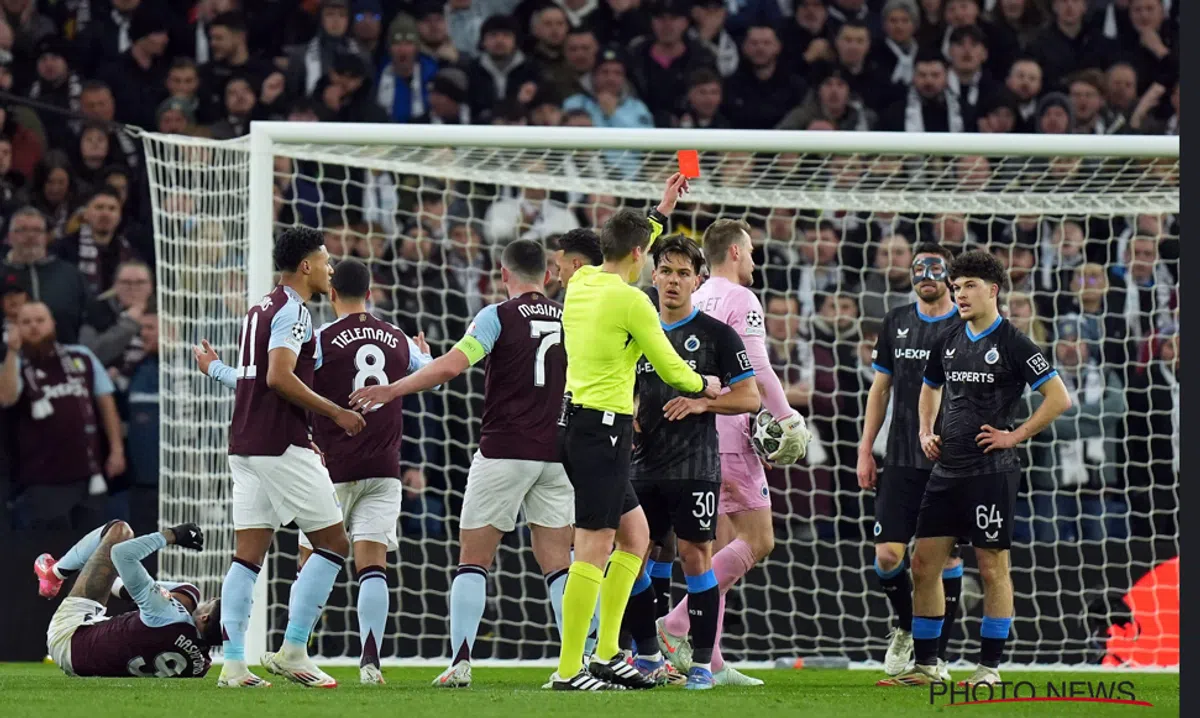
[884,38,917,85]
[376,62,429,120]
[947,70,981,108]
[304,35,361,95]
[112,8,132,53]
[74,225,135,296]
[904,87,963,132]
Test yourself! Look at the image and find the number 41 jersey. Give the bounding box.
[312,312,426,483]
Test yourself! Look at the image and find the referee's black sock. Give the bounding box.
[648,560,673,619]
[912,616,943,666]
[939,564,963,661]
[874,558,913,632]
[685,571,719,666]
[624,571,659,658]
[978,616,1012,669]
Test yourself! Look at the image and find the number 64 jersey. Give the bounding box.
[311,313,431,483]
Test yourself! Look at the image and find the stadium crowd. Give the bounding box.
[0,0,1179,559]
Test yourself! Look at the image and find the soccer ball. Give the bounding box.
[751,409,783,459]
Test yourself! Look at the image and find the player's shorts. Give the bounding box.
[562,406,639,531]
[299,477,402,551]
[915,470,1021,550]
[46,597,108,676]
[873,467,932,544]
[228,445,343,533]
[719,451,770,515]
[460,452,575,532]
[633,477,720,544]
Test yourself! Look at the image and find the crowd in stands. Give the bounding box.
[0,0,1179,551]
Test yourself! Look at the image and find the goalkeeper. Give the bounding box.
[553,173,720,691]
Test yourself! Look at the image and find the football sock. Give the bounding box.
[874,558,913,632]
[220,558,260,663]
[664,538,756,636]
[940,565,964,661]
[545,568,568,638]
[624,570,658,659]
[356,565,389,669]
[596,550,642,661]
[282,548,343,656]
[685,570,719,665]
[979,616,1012,669]
[648,560,673,619]
[55,521,116,577]
[584,599,600,658]
[710,594,726,672]
[912,615,944,667]
[449,565,488,665]
[557,561,603,678]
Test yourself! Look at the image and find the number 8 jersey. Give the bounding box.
[311,312,431,483]
[456,291,566,462]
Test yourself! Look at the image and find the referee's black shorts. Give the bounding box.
[561,406,640,531]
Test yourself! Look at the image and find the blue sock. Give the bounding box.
[449,565,487,665]
[356,565,389,668]
[221,559,260,662]
[912,616,944,666]
[55,523,110,576]
[546,568,568,638]
[283,549,343,650]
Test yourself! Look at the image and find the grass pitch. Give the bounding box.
[0,663,1178,718]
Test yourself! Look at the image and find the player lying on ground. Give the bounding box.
[202,258,432,685]
[195,227,364,688]
[351,240,576,689]
[656,219,810,687]
[624,235,760,690]
[896,250,1071,687]
[35,519,218,678]
[857,243,964,683]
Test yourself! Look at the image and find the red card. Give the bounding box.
[677,149,700,178]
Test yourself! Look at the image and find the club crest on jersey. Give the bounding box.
[684,334,700,352]
[984,348,1000,365]
[897,328,909,339]
[873,522,882,537]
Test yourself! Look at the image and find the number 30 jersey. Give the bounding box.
[455,292,566,463]
[312,312,430,483]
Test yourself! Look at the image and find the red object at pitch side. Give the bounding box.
[1103,556,1178,667]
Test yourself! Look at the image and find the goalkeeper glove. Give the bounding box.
[168,523,205,551]
[768,412,811,465]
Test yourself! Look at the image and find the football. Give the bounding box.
[751,409,783,458]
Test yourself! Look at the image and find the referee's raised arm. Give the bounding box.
[551,194,718,691]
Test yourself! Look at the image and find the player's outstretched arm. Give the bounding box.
[267,346,365,436]
[350,348,469,411]
[977,375,1072,454]
[625,292,711,396]
[194,340,237,389]
[857,372,893,489]
[662,374,760,420]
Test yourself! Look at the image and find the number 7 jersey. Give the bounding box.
[311,312,429,483]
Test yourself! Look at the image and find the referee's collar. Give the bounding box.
[661,307,699,331]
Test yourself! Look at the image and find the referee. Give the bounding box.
[553,175,720,691]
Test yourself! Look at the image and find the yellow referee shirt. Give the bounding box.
[563,266,704,416]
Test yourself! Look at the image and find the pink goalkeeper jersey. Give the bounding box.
[692,275,794,454]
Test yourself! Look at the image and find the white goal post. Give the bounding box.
[143,123,1179,668]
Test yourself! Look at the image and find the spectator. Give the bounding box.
[26,36,80,153]
[120,282,159,536]
[1120,0,1175,94]
[79,257,151,390]
[70,122,111,198]
[529,89,565,126]
[164,57,203,120]
[0,101,40,180]
[1109,235,1175,344]
[881,48,963,132]
[828,0,876,37]
[670,67,729,129]
[870,0,920,109]
[284,0,362,98]
[1004,290,1049,350]
[689,0,738,78]
[3,0,55,85]
[28,150,75,241]
[859,235,915,320]
[976,87,1018,132]
[414,1,460,67]
[199,12,273,125]
[415,67,471,124]
[0,136,26,229]
[1105,61,1140,124]
[1029,0,1117,92]
[1005,56,1043,132]
[376,14,439,124]
[483,172,579,246]
[778,61,875,131]
[1068,262,1129,370]
[446,0,485,61]
[1035,90,1073,134]
[528,6,572,95]
[987,0,1048,52]
[724,25,807,129]
[171,0,224,65]
[1124,327,1177,538]
[322,48,388,123]
[940,0,1017,79]
[587,0,648,47]
[97,6,170,130]
[795,221,844,315]
[628,0,716,126]
[833,20,885,110]
[1068,69,1117,134]
[563,46,653,129]
[561,25,598,91]
[55,187,138,297]
[947,24,996,118]
[350,0,386,67]
[155,96,197,135]
[782,0,834,75]
[466,15,539,124]
[208,73,258,138]
[993,241,1036,293]
[764,294,813,411]
[1037,219,1086,316]
[0,301,123,530]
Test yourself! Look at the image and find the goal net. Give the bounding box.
[143,125,1179,668]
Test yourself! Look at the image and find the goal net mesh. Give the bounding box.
[143,130,1179,667]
